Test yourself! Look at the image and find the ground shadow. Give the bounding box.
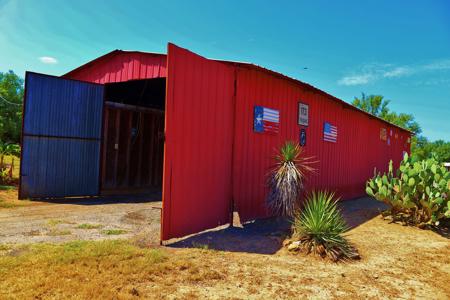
[170,217,291,255]
[169,197,386,255]
[339,196,388,228]
[27,191,162,206]
[433,225,450,239]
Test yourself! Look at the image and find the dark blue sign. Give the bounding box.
[300,128,306,146]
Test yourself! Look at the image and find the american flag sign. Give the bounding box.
[323,122,337,143]
[254,106,279,134]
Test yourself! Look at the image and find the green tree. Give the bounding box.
[352,93,421,135]
[352,93,390,118]
[0,70,24,143]
[411,138,450,162]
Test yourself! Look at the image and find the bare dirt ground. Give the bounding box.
[1,188,449,299]
[0,191,162,245]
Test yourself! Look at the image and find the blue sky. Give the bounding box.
[0,0,449,141]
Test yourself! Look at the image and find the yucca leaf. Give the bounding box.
[292,191,357,261]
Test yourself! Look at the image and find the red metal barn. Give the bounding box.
[19,43,411,241]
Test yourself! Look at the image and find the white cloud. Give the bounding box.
[39,56,58,64]
[338,74,373,86]
[338,59,450,86]
[423,59,450,71]
[383,67,412,78]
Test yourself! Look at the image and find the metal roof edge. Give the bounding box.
[62,49,166,78]
[224,61,413,134]
[62,47,412,134]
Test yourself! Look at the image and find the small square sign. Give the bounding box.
[298,102,309,126]
[380,128,387,141]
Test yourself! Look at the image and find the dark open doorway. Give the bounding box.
[101,78,166,195]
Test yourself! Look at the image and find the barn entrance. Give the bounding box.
[101,78,166,195]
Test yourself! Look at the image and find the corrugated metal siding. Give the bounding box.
[64,52,167,84]
[232,67,411,222]
[20,72,104,199]
[56,46,411,239]
[161,44,235,240]
[21,137,101,197]
[23,73,103,138]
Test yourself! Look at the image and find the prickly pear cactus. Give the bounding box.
[366,153,450,226]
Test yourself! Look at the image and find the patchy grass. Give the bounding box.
[191,242,209,250]
[47,229,72,236]
[0,240,226,299]
[23,230,42,237]
[0,195,449,299]
[76,223,103,230]
[0,185,15,191]
[102,229,127,235]
[0,201,16,209]
[2,155,20,180]
[0,244,11,251]
[0,187,32,209]
[47,219,74,226]
[0,225,449,300]
[47,219,65,226]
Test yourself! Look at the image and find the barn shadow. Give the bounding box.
[26,190,162,206]
[169,217,291,255]
[433,224,450,239]
[168,197,386,255]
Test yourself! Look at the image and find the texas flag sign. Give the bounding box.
[254,106,280,134]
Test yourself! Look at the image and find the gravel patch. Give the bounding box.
[0,197,161,245]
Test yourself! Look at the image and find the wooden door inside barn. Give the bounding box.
[101,102,164,194]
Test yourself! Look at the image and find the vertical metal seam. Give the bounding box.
[229,65,238,225]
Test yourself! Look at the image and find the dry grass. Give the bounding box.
[0,218,449,299]
[47,229,72,236]
[76,223,103,230]
[0,156,25,209]
[2,155,20,179]
[47,219,74,226]
[0,184,448,299]
[102,229,127,235]
[0,240,226,299]
[0,187,32,209]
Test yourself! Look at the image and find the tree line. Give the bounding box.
[0,70,448,162]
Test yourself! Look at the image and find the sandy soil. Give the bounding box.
[0,189,449,299]
[0,192,162,245]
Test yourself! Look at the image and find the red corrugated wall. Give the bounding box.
[232,66,410,222]
[161,44,235,240]
[64,51,167,83]
[61,46,411,239]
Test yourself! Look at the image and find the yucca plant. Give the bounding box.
[292,191,359,261]
[267,141,315,217]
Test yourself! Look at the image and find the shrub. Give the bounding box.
[266,141,315,217]
[291,191,359,261]
[366,153,450,227]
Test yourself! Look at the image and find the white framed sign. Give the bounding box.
[298,102,309,126]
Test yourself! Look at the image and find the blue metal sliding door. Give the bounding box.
[19,72,104,199]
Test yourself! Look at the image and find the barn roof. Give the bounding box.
[63,49,412,134]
